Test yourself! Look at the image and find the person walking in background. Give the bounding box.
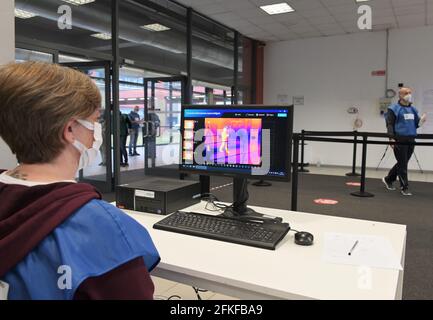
[383,87,427,196]
[120,111,132,167]
[129,106,142,156]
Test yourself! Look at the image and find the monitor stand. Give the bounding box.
[221,178,282,222]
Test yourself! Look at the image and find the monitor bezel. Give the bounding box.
[179,104,294,182]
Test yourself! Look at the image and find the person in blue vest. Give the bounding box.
[382,87,427,196]
[0,62,160,300]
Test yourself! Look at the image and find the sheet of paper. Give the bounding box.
[322,233,402,270]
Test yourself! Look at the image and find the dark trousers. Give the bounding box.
[129,129,139,155]
[120,135,128,164]
[386,139,415,189]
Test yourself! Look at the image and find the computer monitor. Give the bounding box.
[180,105,294,218]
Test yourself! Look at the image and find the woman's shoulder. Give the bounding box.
[54,198,160,271]
[65,199,148,243]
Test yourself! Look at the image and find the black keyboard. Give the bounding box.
[153,211,291,250]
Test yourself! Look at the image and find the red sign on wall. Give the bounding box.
[372,70,386,77]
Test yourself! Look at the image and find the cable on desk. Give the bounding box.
[154,294,182,300]
[201,193,233,212]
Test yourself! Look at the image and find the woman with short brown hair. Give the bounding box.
[0,62,159,300]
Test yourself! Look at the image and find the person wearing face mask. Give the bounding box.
[383,87,427,196]
[128,106,142,157]
[0,62,160,300]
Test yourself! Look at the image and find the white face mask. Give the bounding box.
[73,119,103,170]
[404,94,413,104]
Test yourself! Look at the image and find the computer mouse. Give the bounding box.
[294,232,314,246]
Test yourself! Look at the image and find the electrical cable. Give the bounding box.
[192,287,208,300]
[202,193,233,212]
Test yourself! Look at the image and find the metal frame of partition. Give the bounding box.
[14,0,261,192]
[143,76,187,178]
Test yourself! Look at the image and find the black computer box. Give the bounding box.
[115,177,201,215]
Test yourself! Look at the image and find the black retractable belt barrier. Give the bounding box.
[350,134,375,198]
[290,131,433,212]
[299,130,310,173]
[291,134,300,211]
[346,130,361,177]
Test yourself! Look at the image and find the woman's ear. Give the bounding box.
[63,120,76,144]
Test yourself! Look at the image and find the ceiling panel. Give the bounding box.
[175,0,432,42]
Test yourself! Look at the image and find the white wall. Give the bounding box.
[265,26,433,171]
[0,0,17,169]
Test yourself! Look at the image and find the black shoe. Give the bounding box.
[401,188,412,196]
[129,154,133,157]
[133,152,140,156]
[382,177,396,191]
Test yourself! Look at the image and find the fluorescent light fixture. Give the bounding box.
[61,0,95,5]
[355,0,370,2]
[91,33,111,40]
[15,8,37,19]
[260,2,295,15]
[141,23,171,32]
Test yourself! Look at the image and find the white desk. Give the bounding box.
[120,202,406,300]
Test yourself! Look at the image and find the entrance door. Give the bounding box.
[143,76,186,178]
[61,61,113,193]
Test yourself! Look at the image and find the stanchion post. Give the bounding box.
[351,134,374,198]
[346,130,361,177]
[299,130,310,173]
[292,134,300,211]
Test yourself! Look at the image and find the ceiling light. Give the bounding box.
[61,0,95,5]
[260,3,295,15]
[355,0,370,2]
[15,8,37,19]
[141,23,171,32]
[91,33,111,40]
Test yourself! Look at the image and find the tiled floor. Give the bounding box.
[152,276,238,300]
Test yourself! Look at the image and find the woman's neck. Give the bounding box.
[7,153,77,182]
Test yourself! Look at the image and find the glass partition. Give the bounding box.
[191,12,235,89]
[15,0,112,57]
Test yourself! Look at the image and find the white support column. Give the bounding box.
[0,0,17,169]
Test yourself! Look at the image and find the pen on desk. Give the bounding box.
[348,240,359,256]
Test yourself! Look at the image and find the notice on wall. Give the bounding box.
[277,94,289,104]
[293,96,305,106]
[419,89,433,134]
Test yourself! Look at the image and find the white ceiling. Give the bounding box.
[176,0,433,42]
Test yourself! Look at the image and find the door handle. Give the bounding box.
[142,121,150,138]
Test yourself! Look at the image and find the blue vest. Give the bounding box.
[388,103,419,137]
[1,200,160,300]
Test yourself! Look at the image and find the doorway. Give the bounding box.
[143,76,187,178]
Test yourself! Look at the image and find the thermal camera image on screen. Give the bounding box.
[204,118,262,165]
